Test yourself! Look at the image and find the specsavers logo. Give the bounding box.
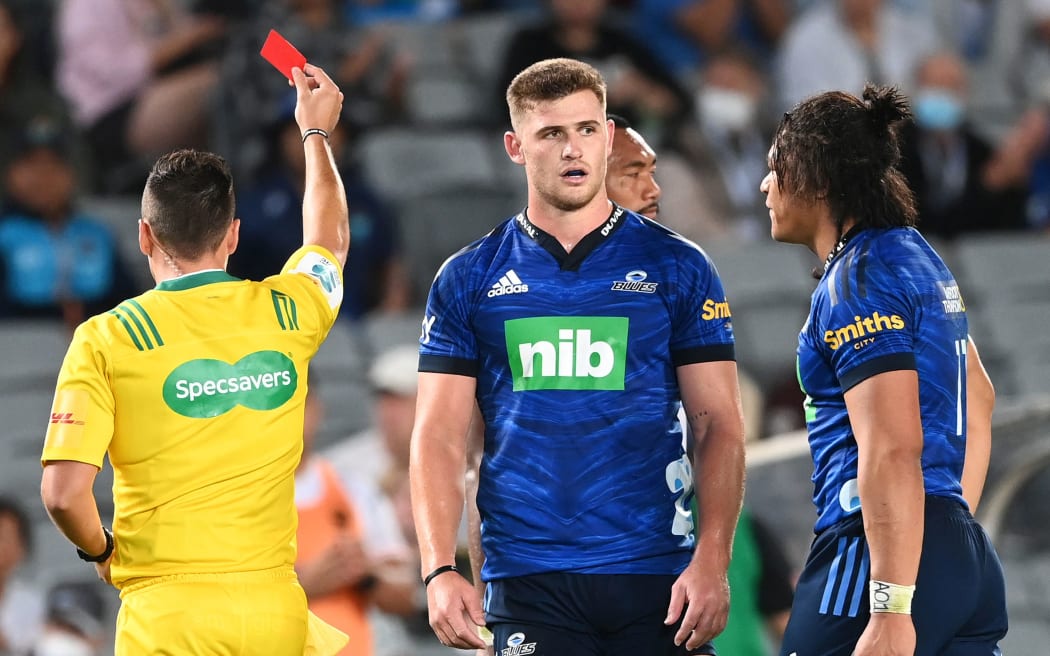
[824,312,905,350]
[505,317,628,391]
[163,351,298,418]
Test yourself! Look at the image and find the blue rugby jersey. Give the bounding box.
[419,205,735,580]
[797,227,970,533]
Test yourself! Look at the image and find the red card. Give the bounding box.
[260,29,307,81]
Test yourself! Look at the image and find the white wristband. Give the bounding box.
[869,580,915,614]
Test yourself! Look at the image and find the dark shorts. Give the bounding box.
[780,496,1007,656]
[484,572,716,656]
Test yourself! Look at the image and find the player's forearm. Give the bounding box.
[410,434,467,576]
[301,135,349,267]
[692,423,745,569]
[858,446,924,585]
[41,466,107,555]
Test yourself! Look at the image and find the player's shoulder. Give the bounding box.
[629,212,718,267]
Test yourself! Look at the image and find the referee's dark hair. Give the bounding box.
[608,113,631,129]
[142,149,236,262]
[770,83,917,234]
[0,494,32,553]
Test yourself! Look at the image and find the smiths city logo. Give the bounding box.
[938,281,966,315]
[500,632,536,656]
[611,270,658,293]
[702,298,732,320]
[824,312,905,351]
[488,270,529,297]
[163,351,298,418]
[505,316,628,391]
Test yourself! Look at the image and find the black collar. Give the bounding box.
[514,204,628,271]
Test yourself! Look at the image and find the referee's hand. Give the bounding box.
[290,64,343,138]
[426,571,488,650]
[95,552,114,586]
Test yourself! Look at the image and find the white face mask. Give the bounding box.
[35,632,97,656]
[697,88,757,133]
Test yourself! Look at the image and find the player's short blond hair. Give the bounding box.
[506,58,607,131]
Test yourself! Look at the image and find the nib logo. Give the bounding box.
[488,270,529,298]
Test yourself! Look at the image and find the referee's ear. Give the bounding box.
[224,218,241,257]
[137,219,152,258]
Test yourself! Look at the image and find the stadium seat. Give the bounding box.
[359,128,509,202]
[702,237,818,305]
[404,72,488,127]
[0,320,71,389]
[395,188,520,300]
[951,233,1050,307]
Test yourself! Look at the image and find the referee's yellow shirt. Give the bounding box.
[43,245,343,588]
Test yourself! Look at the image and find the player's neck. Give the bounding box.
[814,218,858,271]
[526,196,614,253]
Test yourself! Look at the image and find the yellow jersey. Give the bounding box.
[43,245,344,588]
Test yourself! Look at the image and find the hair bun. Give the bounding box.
[862,84,912,131]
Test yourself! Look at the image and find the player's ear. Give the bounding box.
[504,131,525,166]
[226,218,240,255]
[137,219,152,257]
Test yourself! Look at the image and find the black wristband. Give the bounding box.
[301,128,329,143]
[76,526,114,563]
[423,564,459,587]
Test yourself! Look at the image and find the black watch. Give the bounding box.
[76,526,114,563]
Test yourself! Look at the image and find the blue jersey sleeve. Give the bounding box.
[669,242,735,366]
[821,246,917,391]
[419,249,480,377]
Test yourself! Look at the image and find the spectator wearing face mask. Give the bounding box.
[659,48,776,242]
[898,51,1029,238]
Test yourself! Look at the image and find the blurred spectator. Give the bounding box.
[327,345,419,537]
[216,0,410,181]
[295,389,419,656]
[227,98,411,320]
[630,0,794,79]
[55,0,226,194]
[662,48,776,242]
[31,581,108,656]
[984,106,1050,232]
[922,0,1039,144]
[344,0,460,24]
[0,496,44,655]
[898,51,1029,238]
[776,0,938,111]
[494,0,692,140]
[0,0,72,185]
[0,114,140,329]
[712,508,795,656]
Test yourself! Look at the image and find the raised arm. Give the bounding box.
[409,371,487,650]
[292,64,350,268]
[668,360,746,650]
[962,337,995,513]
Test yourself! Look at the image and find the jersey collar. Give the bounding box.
[514,203,629,272]
[822,224,865,276]
[155,270,241,291]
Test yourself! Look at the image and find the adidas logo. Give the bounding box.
[488,269,529,297]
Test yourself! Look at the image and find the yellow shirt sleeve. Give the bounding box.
[266,245,344,348]
[42,321,115,468]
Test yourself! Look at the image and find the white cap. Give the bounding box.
[368,344,420,396]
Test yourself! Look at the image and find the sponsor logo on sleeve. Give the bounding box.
[938,281,966,315]
[701,298,732,320]
[823,312,905,350]
[163,351,298,418]
[290,251,343,309]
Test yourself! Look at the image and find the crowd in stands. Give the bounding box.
[2,0,1049,654]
